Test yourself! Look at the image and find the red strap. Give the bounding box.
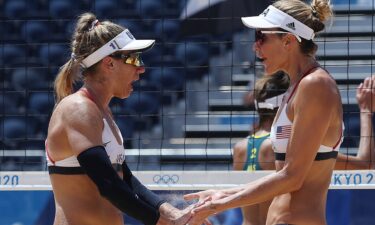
[332,127,343,150]
[287,66,320,103]
[45,140,55,165]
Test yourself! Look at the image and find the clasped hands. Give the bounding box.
[157,189,225,225]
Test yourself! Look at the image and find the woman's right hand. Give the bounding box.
[357,76,375,112]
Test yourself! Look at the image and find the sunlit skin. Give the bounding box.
[185,30,347,225]
[47,51,197,225]
[233,76,375,225]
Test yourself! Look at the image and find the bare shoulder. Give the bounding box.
[233,138,248,153]
[297,68,340,105]
[259,139,274,160]
[53,93,102,129]
[259,138,275,170]
[300,68,337,91]
[49,93,104,154]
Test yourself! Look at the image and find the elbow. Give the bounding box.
[279,169,305,192]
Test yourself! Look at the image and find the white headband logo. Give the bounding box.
[286,22,296,31]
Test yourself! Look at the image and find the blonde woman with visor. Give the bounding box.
[46,13,198,225]
[183,0,360,224]
[233,74,375,225]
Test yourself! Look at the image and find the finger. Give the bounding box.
[194,196,212,209]
[357,82,363,90]
[184,193,200,201]
[192,202,211,214]
[203,196,212,202]
[203,218,213,225]
[364,77,371,89]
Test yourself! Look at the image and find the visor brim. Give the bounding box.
[121,40,155,52]
[241,16,279,29]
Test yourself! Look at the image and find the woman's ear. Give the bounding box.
[102,56,115,70]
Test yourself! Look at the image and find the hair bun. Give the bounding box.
[311,0,332,23]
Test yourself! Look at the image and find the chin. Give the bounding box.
[114,91,131,99]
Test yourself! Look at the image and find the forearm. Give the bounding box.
[214,170,298,212]
[122,162,166,209]
[357,112,374,164]
[336,112,374,170]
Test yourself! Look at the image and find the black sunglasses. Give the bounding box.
[255,30,301,44]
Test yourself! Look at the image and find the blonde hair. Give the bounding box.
[273,0,333,56]
[54,13,124,103]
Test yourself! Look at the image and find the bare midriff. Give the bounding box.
[50,171,124,225]
[266,159,335,225]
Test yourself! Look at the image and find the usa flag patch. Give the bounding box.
[276,125,292,139]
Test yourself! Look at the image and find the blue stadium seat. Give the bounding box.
[49,0,76,18]
[342,112,360,148]
[115,115,135,149]
[115,116,135,140]
[17,139,45,150]
[28,92,55,114]
[154,20,180,41]
[94,0,117,18]
[2,117,26,140]
[142,43,163,66]
[11,68,50,91]
[175,42,209,66]
[136,0,162,18]
[3,44,27,66]
[0,92,24,115]
[148,67,185,91]
[1,21,24,42]
[117,19,143,35]
[124,92,160,115]
[39,44,69,66]
[148,67,185,104]
[117,0,138,10]
[4,0,27,19]
[0,45,3,67]
[1,117,39,148]
[21,21,49,43]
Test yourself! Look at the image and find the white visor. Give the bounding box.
[81,29,155,68]
[255,93,284,110]
[241,5,315,41]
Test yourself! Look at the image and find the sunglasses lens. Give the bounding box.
[125,53,144,67]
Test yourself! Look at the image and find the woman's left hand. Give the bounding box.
[357,76,375,112]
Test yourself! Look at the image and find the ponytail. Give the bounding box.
[54,59,80,103]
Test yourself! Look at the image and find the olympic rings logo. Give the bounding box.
[153,174,179,184]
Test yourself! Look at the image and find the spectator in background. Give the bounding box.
[233,72,289,225]
[45,13,194,225]
[335,76,375,169]
[233,75,375,225]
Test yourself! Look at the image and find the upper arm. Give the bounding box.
[63,100,104,156]
[233,139,248,170]
[283,75,336,183]
[259,139,275,170]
